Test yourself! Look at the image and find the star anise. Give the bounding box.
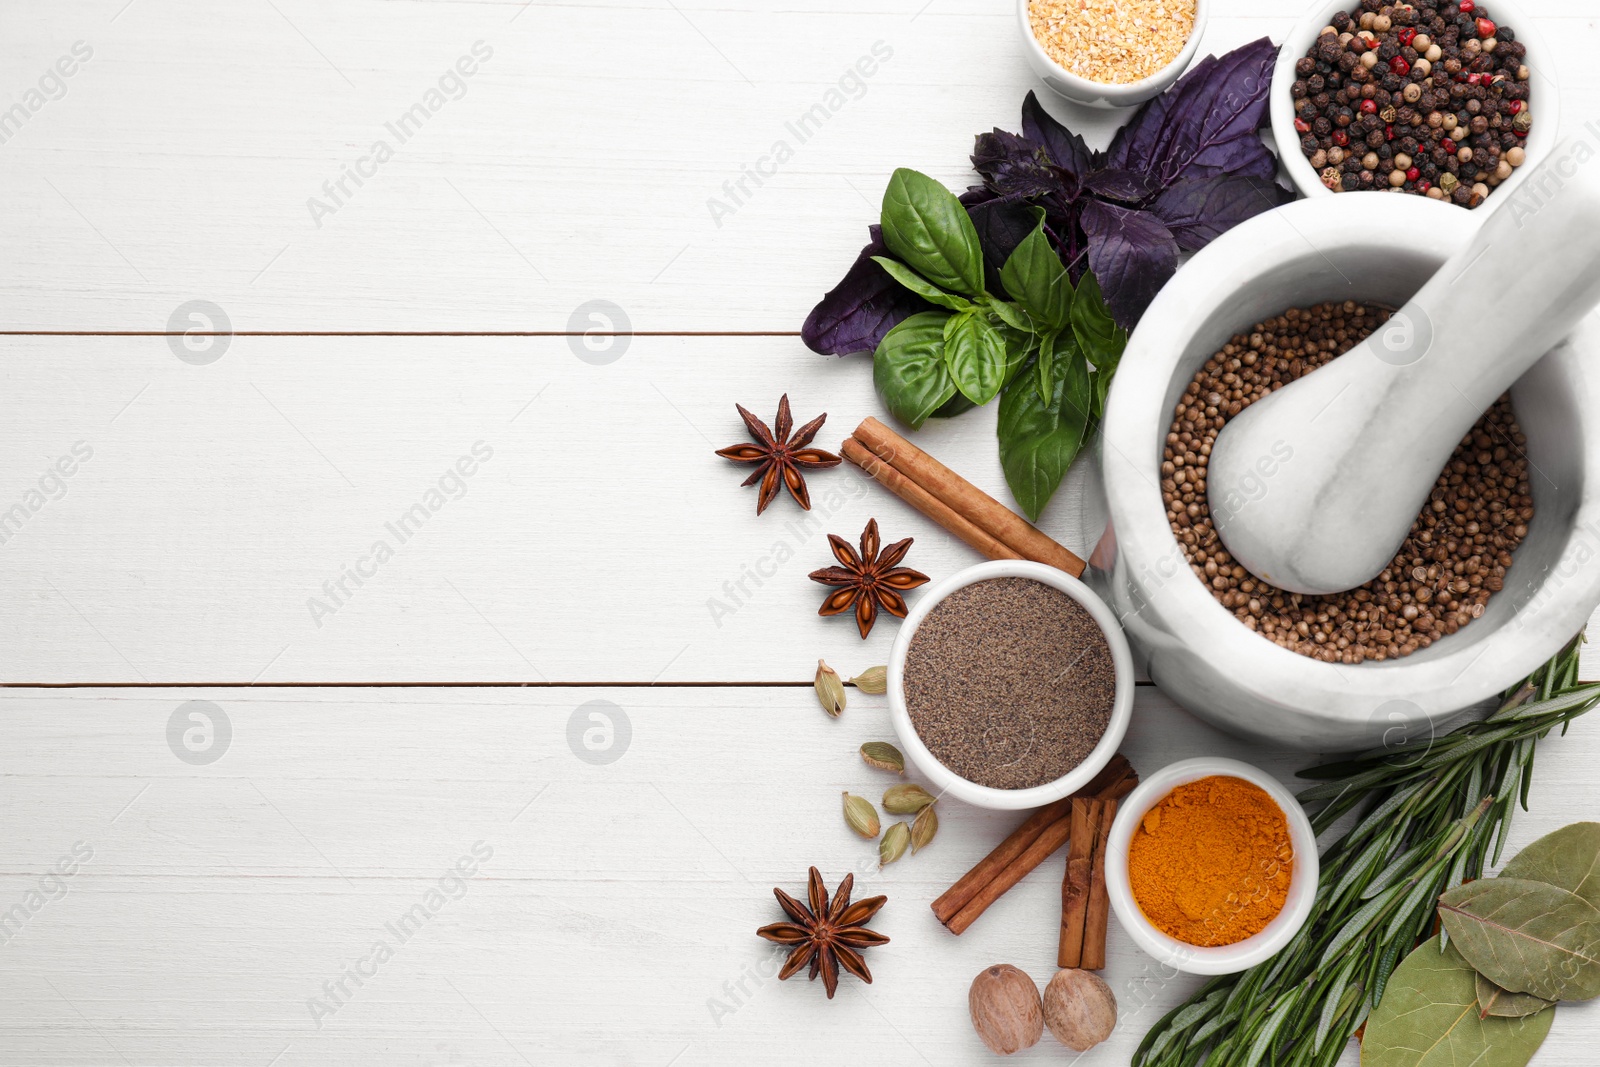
[809,518,929,639]
[715,394,841,514]
[756,867,888,999]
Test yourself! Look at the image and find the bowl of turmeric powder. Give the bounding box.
[1104,758,1318,974]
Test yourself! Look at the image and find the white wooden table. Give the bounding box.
[2,1,1598,1064]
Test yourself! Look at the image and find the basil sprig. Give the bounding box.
[869,169,1128,520]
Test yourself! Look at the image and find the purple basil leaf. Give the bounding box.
[1084,168,1165,205]
[968,197,1042,294]
[1081,200,1179,330]
[972,129,1064,201]
[1185,134,1280,182]
[1021,90,1094,181]
[1150,174,1295,252]
[1106,38,1279,189]
[801,225,936,356]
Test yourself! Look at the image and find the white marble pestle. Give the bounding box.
[1208,137,1600,596]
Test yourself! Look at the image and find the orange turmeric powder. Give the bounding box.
[1127,775,1293,947]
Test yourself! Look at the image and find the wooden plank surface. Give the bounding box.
[0,334,1112,683]
[2,684,1597,1066]
[0,0,1586,331]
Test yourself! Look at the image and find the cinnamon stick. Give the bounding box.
[931,755,1137,935]
[851,417,1086,576]
[841,437,1022,563]
[930,755,1132,926]
[1058,798,1099,967]
[1082,798,1119,970]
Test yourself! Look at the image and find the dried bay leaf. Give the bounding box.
[1499,821,1600,908]
[1437,876,1600,1001]
[1362,941,1553,1067]
[1475,973,1555,1019]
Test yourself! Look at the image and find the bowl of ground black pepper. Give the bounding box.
[1100,192,1600,749]
[888,560,1134,810]
[1271,0,1557,207]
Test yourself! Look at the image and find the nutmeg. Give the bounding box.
[1043,969,1118,1052]
[968,964,1043,1055]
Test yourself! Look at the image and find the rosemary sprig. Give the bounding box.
[1134,636,1600,1067]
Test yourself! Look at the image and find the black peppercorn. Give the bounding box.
[1309,73,1326,93]
[1314,117,1334,137]
[1296,56,1316,77]
[1498,26,1515,43]
[1367,128,1387,147]
[1453,186,1472,205]
[1314,91,1332,109]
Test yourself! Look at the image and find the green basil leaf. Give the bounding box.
[880,168,985,297]
[999,216,1073,331]
[1362,941,1554,1067]
[1499,822,1600,908]
[1072,270,1128,419]
[998,322,1035,387]
[984,296,1033,332]
[873,311,956,430]
[943,311,1007,406]
[869,256,973,313]
[1036,330,1057,405]
[1437,876,1600,1001]
[997,334,1091,521]
[1475,973,1556,1019]
[929,392,975,420]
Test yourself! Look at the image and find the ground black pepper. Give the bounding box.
[1163,301,1533,664]
[904,578,1116,790]
[1292,1,1531,207]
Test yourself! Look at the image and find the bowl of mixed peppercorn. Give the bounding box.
[1270,0,1556,208]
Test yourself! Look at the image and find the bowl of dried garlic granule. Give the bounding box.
[1019,0,1205,107]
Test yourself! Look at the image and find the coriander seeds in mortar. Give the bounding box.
[902,578,1116,790]
[1164,301,1532,664]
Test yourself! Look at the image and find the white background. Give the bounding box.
[0,0,1596,1063]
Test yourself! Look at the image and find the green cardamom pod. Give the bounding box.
[883,783,937,814]
[842,792,880,839]
[850,665,888,695]
[910,804,938,853]
[859,741,905,775]
[879,822,911,866]
[814,659,846,717]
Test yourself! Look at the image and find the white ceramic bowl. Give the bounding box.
[1270,0,1558,203]
[886,560,1134,810]
[1105,758,1319,974]
[1018,0,1208,109]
